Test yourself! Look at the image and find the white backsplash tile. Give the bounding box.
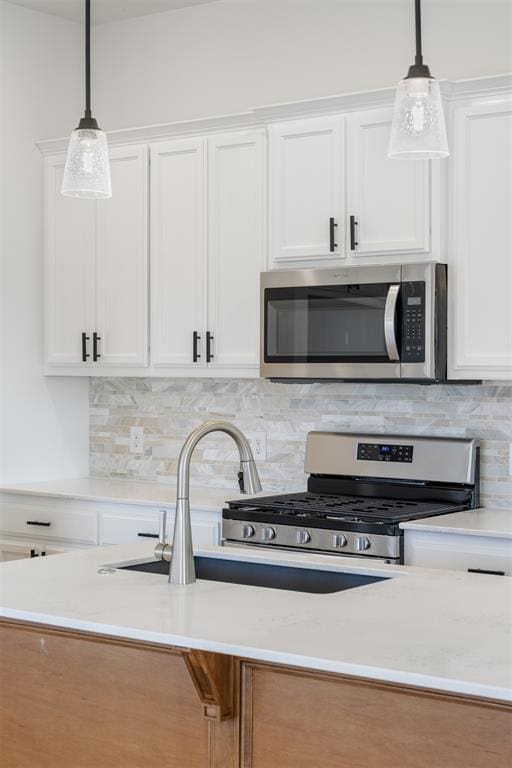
[90,379,512,508]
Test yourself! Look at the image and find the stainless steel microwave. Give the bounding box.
[260,263,447,382]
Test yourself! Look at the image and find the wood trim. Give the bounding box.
[240,657,512,711]
[0,617,185,655]
[240,663,254,768]
[184,649,236,721]
[36,75,512,155]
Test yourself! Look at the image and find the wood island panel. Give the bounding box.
[0,620,238,768]
[240,662,512,768]
[1,620,511,768]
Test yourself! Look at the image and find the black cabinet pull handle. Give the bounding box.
[193,331,201,363]
[350,215,358,251]
[329,217,338,252]
[26,520,51,527]
[81,332,90,362]
[93,332,101,362]
[137,532,159,539]
[206,331,214,363]
[468,568,505,576]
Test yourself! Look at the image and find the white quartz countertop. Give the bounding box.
[400,508,512,539]
[0,477,243,511]
[0,543,510,702]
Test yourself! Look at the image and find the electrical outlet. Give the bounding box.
[130,427,144,454]
[252,432,267,460]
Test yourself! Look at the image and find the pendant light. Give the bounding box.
[61,0,111,198]
[388,0,449,160]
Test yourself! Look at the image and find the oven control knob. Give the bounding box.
[356,536,371,552]
[332,534,348,548]
[242,524,255,539]
[296,530,311,545]
[261,527,276,542]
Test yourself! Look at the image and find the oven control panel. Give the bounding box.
[357,443,413,463]
[401,281,426,363]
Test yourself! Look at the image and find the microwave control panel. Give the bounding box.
[401,281,426,362]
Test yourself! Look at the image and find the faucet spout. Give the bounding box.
[169,420,262,585]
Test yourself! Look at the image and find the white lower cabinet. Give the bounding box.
[0,492,222,560]
[99,506,221,549]
[0,497,98,545]
[404,530,512,576]
[448,94,512,380]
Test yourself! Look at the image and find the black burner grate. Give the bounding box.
[227,492,460,524]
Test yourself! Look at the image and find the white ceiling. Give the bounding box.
[7,0,222,25]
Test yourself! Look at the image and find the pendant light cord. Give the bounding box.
[85,0,91,118]
[414,0,423,66]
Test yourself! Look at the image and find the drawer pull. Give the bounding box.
[467,568,505,576]
[26,520,51,527]
[137,532,158,539]
[30,548,47,557]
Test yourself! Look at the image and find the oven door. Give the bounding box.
[261,266,402,379]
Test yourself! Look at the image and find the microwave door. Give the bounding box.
[261,281,401,380]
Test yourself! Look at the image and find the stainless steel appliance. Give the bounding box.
[260,262,447,381]
[222,432,479,564]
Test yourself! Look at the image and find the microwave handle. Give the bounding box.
[384,285,400,361]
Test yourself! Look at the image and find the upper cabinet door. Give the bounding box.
[347,108,430,255]
[207,130,266,371]
[449,97,512,380]
[150,137,207,368]
[269,116,345,263]
[95,145,149,367]
[45,154,96,367]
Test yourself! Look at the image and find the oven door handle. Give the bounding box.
[384,284,400,361]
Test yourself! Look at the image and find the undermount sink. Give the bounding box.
[119,556,388,594]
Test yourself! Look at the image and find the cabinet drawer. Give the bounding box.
[0,538,75,562]
[100,511,220,548]
[0,503,97,544]
[100,511,173,546]
[404,530,512,575]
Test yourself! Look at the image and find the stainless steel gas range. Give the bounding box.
[222,432,479,564]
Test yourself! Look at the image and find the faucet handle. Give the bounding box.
[155,509,172,562]
[237,471,245,493]
[158,509,167,543]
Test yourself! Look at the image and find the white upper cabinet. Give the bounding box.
[44,144,149,372]
[346,108,430,255]
[96,145,149,367]
[448,95,512,380]
[150,130,265,375]
[150,138,207,369]
[207,130,266,371]
[45,155,96,367]
[269,116,345,263]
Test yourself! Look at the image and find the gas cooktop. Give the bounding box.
[222,432,480,564]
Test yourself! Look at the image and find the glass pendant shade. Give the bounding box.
[61,127,112,199]
[388,77,449,159]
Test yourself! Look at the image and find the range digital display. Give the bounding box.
[357,443,414,463]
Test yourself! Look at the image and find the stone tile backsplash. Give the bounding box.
[90,379,512,508]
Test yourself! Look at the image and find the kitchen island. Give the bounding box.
[0,543,511,767]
